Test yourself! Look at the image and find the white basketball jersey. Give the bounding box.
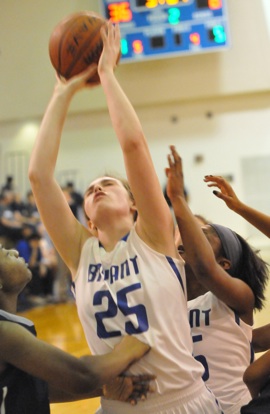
[73,227,208,410]
[188,291,253,414]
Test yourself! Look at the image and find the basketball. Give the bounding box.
[49,11,107,84]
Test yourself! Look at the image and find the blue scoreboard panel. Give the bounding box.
[99,0,229,63]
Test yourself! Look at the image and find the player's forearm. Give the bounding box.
[234,203,270,238]
[172,196,216,276]
[49,385,102,403]
[29,84,73,182]
[99,71,145,152]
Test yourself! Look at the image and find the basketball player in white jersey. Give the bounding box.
[29,22,223,414]
[166,145,269,414]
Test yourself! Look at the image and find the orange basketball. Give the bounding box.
[49,11,107,84]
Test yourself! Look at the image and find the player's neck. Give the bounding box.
[0,295,18,314]
[98,225,132,252]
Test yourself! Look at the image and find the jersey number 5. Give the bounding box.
[192,334,210,381]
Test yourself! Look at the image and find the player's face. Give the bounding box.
[84,177,133,221]
[0,247,32,291]
[176,224,221,262]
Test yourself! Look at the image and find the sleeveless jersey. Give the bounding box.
[73,227,216,413]
[0,310,50,414]
[188,291,253,414]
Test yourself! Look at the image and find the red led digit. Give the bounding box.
[108,2,132,23]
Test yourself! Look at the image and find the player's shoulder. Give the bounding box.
[0,310,33,326]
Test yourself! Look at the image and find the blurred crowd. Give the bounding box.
[0,175,85,311]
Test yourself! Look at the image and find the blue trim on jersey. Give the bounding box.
[233,311,254,364]
[250,342,255,363]
[71,281,76,296]
[234,311,240,325]
[166,256,185,294]
[99,232,130,248]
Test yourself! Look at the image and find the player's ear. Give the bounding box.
[130,202,138,221]
[87,220,98,236]
[130,203,137,213]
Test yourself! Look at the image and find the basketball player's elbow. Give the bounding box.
[243,368,260,398]
[122,130,146,152]
[28,162,42,183]
[28,165,52,188]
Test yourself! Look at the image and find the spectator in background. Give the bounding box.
[66,181,84,211]
[22,190,40,225]
[62,186,79,219]
[16,225,55,307]
[1,175,14,196]
[0,190,24,248]
[0,189,44,248]
[64,182,86,224]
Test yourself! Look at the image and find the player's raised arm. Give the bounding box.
[166,146,256,324]
[97,23,175,256]
[28,66,97,274]
[204,175,270,238]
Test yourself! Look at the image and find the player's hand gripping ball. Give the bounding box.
[49,11,109,84]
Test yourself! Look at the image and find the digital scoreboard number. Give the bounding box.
[99,0,229,62]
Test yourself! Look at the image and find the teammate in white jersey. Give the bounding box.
[29,22,223,414]
[166,146,269,414]
[203,174,270,413]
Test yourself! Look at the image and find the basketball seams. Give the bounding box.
[49,11,106,82]
[64,19,104,79]
[57,18,84,77]
[48,13,83,76]
[57,16,94,76]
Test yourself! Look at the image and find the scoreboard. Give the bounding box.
[99,0,229,62]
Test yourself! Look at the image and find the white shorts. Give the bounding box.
[95,382,224,414]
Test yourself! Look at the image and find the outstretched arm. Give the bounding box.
[0,322,150,403]
[166,146,254,321]
[28,66,97,275]
[204,175,270,238]
[97,23,175,256]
